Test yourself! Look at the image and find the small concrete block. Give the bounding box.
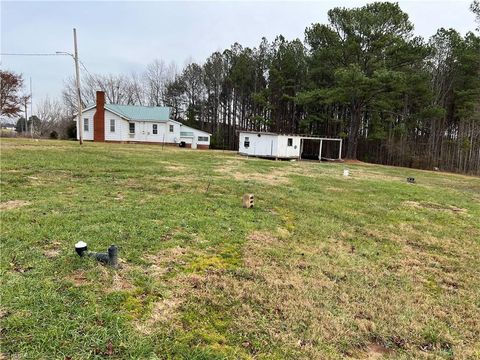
[242,194,254,208]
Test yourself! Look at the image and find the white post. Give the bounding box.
[318,139,323,161]
[338,139,342,160]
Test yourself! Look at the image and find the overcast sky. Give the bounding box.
[1,1,477,111]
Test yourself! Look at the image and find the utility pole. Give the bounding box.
[73,28,83,145]
[24,98,28,134]
[30,77,33,139]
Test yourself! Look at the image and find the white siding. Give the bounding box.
[180,125,211,148]
[191,129,210,148]
[238,132,302,158]
[77,107,208,149]
[104,111,126,141]
[276,135,301,158]
[239,132,278,157]
[77,109,95,141]
[119,120,180,143]
[179,136,193,145]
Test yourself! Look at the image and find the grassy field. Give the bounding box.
[1,138,479,359]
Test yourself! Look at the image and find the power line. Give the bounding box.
[78,59,94,79]
[2,51,95,89]
[2,52,95,79]
[0,53,61,56]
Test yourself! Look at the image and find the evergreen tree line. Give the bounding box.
[62,2,479,174]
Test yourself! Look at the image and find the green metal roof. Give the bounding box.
[105,104,171,121]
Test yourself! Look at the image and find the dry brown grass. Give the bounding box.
[403,200,467,213]
[163,222,480,358]
[344,168,401,182]
[135,296,184,335]
[43,249,61,258]
[165,164,187,172]
[97,261,136,293]
[215,160,290,185]
[0,200,30,211]
[67,270,89,287]
[143,246,187,278]
[42,241,62,258]
[168,231,348,358]
[132,247,191,333]
[363,343,393,359]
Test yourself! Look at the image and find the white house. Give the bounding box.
[77,91,211,149]
[238,131,343,160]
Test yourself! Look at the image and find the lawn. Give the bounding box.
[1,138,479,359]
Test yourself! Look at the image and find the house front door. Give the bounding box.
[139,122,149,141]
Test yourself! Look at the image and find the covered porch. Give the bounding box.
[299,137,343,161]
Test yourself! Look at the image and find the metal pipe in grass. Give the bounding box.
[74,242,119,268]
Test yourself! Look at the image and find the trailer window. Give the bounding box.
[152,124,158,134]
[129,123,135,134]
[244,137,250,148]
[287,138,293,146]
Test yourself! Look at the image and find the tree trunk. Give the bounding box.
[346,104,362,159]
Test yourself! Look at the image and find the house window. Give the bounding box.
[110,119,115,132]
[152,124,158,135]
[83,118,89,132]
[287,138,293,146]
[129,123,135,134]
[244,136,250,148]
[169,124,174,133]
[198,136,208,142]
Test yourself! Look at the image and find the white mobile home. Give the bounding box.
[238,131,342,160]
[77,91,211,149]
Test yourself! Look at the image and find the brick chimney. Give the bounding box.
[93,91,105,142]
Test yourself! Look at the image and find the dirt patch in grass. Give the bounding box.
[247,231,279,245]
[403,201,467,213]
[109,271,135,292]
[135,296,183,334]
[43,241,62,258]
[0,200,30,211]
[67,265,136,292]
[325,187,346,192]
[215,160,290,185]
[0,308,8,319]
[134,269,197,334]
[363,343,392,359]
[43,249,61,258]
[165,164,187,172]
[347,169,400,182]
[233,169,289,185]
[67,270,89,287]
[144,246,187,278]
